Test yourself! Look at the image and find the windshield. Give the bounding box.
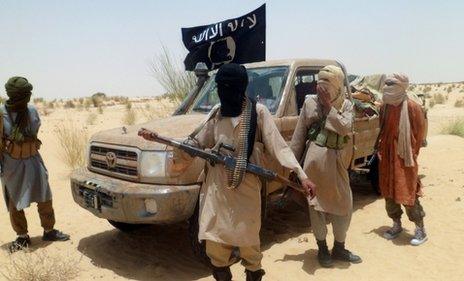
[190,66,289,114]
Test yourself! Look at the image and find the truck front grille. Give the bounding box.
[89,145,139,179]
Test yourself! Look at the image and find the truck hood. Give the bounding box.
[90,113,207,150]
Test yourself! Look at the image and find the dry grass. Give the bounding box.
[136,99,176,121]
[86,113,98,125]
[123,108,137,125]
[0,250,80,281]
[440,119,464,138]
[55,122,89,169]
[33,97,44,104]
[455,98,464,108]
[149,45,196,102]
[64,100,75,109]
[433,93,446,104]
[125,100,132,110]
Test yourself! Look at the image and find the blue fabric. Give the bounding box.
[1,105,52,211]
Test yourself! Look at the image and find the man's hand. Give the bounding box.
[138,128,158,141]
[317,84,332,115]
[301,178,316,198]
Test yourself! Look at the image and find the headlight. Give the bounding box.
[139,151,167,179]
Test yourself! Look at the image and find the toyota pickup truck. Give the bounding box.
[70,58,425,260]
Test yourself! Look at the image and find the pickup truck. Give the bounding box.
[70,58,423,260]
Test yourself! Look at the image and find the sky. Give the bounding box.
[1,0,463,99]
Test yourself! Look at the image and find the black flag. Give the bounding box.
[181,4,266,71]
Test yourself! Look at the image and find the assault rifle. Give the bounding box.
[138,128,311,197]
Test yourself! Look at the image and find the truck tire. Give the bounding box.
[368,156,381,195]
[107,220,147,232]
[188,203,212,267]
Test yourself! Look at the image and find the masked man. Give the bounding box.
[140,63,314,281]
[1,77,70,253]
[378,74,427,246]
[291,65,362,268]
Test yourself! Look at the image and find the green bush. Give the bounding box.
[441,119,464,138]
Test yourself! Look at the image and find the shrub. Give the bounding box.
[429,100,435,108]
[123,108,137,125]
[423,86,432,93]
[64,100,75,109]
[125,100,132,110]
[455,99,464,108]
[86,113,97,125]
[432,93,445,105]
[33,97,44,104]
[55,122,89,169]
[91,92,106,107]
[149,45,196,102]
[440,119,464,138]
[0,250,80,281]
[83,99,92,110]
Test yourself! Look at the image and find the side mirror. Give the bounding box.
[194,62,209,79]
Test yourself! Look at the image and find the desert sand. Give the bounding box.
[0,83,464,281]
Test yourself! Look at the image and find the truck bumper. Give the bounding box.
[70,168,200,224]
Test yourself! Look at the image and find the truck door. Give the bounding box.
[266,68,320,194]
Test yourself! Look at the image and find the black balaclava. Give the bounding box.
[215,63,249,117]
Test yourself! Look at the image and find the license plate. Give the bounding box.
[82,190,99,209]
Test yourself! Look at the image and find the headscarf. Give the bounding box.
[317,65,345,110]
[4,76,33,141]
[382,73,414,167]
[215,63,249,117]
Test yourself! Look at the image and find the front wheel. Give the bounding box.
[107,220,147,232]
[368,156,381,195]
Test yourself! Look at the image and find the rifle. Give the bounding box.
[139,129,311,197]
[367,106,388,166]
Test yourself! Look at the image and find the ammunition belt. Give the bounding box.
[3,138,42,159]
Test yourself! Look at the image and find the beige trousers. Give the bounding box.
[205,240,262,271]
[8,199,55,235]
[309,206,352,243]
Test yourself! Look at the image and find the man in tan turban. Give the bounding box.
[378,73,427,246]
[291,65,361,268]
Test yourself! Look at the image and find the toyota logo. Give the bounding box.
[106,152,117,168]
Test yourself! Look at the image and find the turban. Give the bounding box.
[382,73,409,106]
[382,73,414,167]
[317,65,345,110]
[215,63,249,117]
[4,76,34,141]
[5,76,33,112]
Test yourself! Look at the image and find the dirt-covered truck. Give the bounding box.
[70,59,426,258]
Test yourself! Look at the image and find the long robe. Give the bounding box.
[1,105,52,211]
[194,104,307,247]
[378,99,425,206]
[291,96,354,216]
